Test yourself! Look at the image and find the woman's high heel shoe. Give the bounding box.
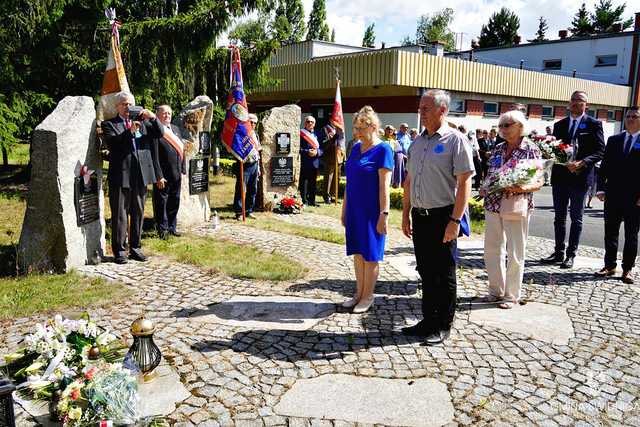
[341,296,360,308]
[352,296,374,313]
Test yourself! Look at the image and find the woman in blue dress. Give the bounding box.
[341,106,394,313]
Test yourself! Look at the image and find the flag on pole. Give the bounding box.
[96,8,131,122]
[221,46,257,162]
[330,79,344,132]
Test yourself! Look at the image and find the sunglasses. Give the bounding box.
[498,122,516,129]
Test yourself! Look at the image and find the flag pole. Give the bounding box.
[334,67,340,206]
[240,161,246,222]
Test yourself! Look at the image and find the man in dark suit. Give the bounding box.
[595,107,640,283]
[152,105,185,239]
[299,116,323,206]
[103,91,163,264]
[542,90,605,269]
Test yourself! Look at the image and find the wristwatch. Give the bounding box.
[380,211,389,215]
[449,216,461,224]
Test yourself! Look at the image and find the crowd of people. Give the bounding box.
[103,88,639,347]
[339,88,640,346]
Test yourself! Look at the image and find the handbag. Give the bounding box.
[499,193,528,219]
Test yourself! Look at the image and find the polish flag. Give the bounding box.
[330,79,344,131]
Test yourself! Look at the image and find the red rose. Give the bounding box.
[71,389,80,400]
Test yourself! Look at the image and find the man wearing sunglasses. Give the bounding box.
[541,90,604,269]
[595,107,640,283]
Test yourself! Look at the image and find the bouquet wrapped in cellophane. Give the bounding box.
[485,157,545,194]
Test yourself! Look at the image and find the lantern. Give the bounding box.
[0,374,16,427]
[126,315,162,382]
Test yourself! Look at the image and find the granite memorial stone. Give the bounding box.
[174,96,213,227]
[18,96,106,272]
[257,105,301,210]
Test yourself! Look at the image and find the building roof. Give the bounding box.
[254,48,632,107]
[456,30,639,54]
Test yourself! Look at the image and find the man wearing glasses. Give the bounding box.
[541,90,604,269]
[595,107,640,283]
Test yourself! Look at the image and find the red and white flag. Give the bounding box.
[330,79,344,132]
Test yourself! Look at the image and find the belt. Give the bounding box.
[411,205,453,216]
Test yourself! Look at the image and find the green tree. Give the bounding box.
[590,0,633,33]
[362,23,376,48]
[400,35,414,46]
[0,0,278,161]
[529,16,548,42]
[570,3,593,36]
[331,28,336,42]
[272,0,305,43]
[478,7,520,48]
[306,0,330,41]
[415,8,456,51]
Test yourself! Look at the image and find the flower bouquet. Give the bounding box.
[486,157,545,194]
[274,195,303,214]
[532,135,572,165]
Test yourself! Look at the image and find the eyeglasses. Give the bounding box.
[498,122,516,129]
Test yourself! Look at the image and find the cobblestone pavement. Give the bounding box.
[3,212,640,427]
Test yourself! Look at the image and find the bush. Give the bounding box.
[218,158,235,176]
[390,188,404,209]
[316,176,346,197]
[469,197,485,221]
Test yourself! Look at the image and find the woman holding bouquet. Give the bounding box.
[479,110,543,309]
[341,106,393,313]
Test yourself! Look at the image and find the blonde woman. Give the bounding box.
[341,106,394,313]
[479,110,543,308]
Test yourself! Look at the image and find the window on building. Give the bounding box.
[483,102,498,116]
[450,99,465,114]
[607,110,615,121]
[587,109,596,117]
[595,55,617,67]
[543,59,562,70]
[542,106,554,119]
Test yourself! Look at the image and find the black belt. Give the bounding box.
[412,205,453,216]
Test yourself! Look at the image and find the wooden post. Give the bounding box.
[240,161,246,222]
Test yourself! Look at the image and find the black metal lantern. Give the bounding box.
[126,315,162,382]
[0,374,16,427]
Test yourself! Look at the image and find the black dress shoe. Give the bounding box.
[595,266,616,277]
[401,323,431,337]
[129,251,148,262]
[541,252,564,264]
[114,256,128,265]
[169,230,182,237]
[622,270,634,284]
[424,329,451,346]
[560,256,575,269]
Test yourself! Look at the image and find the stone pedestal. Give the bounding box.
[258,105,301,211]
[18,96,105,273]
[174,96,213,228]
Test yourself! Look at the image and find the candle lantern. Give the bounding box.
[0,374,16,427]
[127,315,162,382]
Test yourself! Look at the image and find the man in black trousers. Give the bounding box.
[152,105,185,239]
[595,107,640,283]
[541,90,604,269]
[401,89,474,345]
[103,91,164,264]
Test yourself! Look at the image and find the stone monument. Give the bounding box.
[258,104,301,211]
[18,96,105,273]
[174,95,213,228]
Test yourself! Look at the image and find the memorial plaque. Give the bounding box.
[74,175,100,226]
[199,131,211,156]
[189,157,209,195]
[275,132,291,154]
[271,156,294,187]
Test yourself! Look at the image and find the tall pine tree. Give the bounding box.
[591,0,633,33]
[362,23,376,48]
[306,0,330,41]
[331,28,336,42]
[478,7,520,48]
[570,3,593,36]
[529,16,548,42]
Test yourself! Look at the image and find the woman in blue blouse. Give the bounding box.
[341,106,394,313]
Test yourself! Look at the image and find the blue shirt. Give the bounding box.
[396,131,412,155]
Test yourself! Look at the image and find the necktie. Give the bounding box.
[125,119,132,130]
[568,119,577,141]
[624,134,633,156]
[569,119,579,161]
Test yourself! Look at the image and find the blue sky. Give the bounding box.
[301,0,636,49]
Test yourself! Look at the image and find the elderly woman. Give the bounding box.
[479,110,543,308]
[341,106,393,313]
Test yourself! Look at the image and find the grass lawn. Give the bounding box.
[6,143,30,165]
[244,215,346,244]
[145,235,307,281]
[0,272,128,320]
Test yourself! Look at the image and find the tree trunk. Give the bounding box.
[1,146,7,166]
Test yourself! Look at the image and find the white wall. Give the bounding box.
[469,35,635,85]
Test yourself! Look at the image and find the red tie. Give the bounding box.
[125,119,132,130]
